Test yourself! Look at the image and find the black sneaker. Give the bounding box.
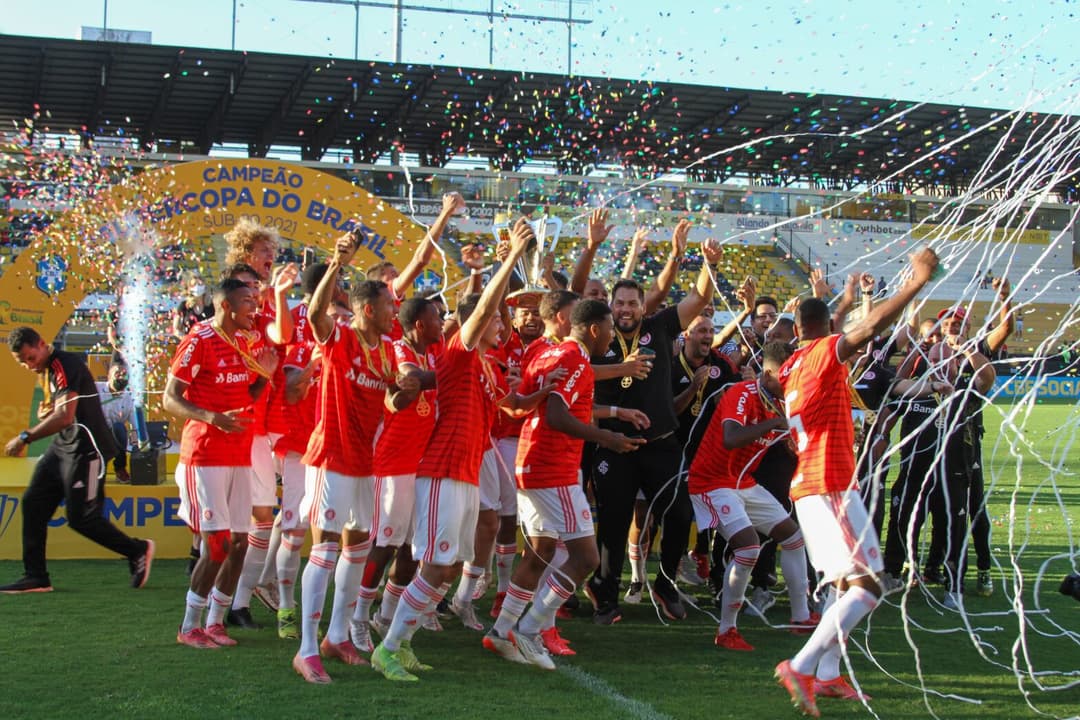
[129,540,155,589]
[562,593,580,611]
[227,607,263,629]
[435,597,450,617]
[0,575,53,594]
[651,580,687,620]
[592,602,623,626]
[922,566,945,585]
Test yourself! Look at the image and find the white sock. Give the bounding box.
[258,517,283,586]
[384,575,440,652]
[815,587,845,681]
[354,583,379,624]
[629,542,645,583]
[377,581,406,623]
[205,587,232,627]
[791,585,879,676]
[453,563,484,607]
[535,541,569,594]
[495,542,517,593]
[721,544,759,632]
[493,582,534,636]
[182,590,207,633]
[779,531,810,622]
[233,521,273,609]
[276,531,305,610]
[327,541,370,644]
[518,575,573,636]
[299,542,339,658]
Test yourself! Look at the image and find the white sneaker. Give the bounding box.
[370,613,390,638]
[624,581,643,604]
[677,554,706,586]
[745,586,776,617]
[482,629,528,664]
[510,627,556,670]
[471,571,492,601]
[880,572,906,595]
[450,599,485,631]
[349,618,374,653]
[422,612,444,632]
[943,591,962,611]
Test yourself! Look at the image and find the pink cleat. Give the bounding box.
[714,627,754,651]
[320,637,369,666]
[815,676,872,701]
[541,627,576,656]
[177,627,220,649]
[204,623,238,647]
[293,653,332,684]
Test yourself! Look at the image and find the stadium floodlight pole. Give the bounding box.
[291,0,591,70]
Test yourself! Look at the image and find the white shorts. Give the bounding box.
[517,482,594,541]
[691,484,791,539]
[372,474,416,548]
[478,438,518,515]
[300,466,375,535]
[250,432,283,507]
[277,451,309,531]
[412,477,479,566]
[175,463,253,534]
[794,491,884,583]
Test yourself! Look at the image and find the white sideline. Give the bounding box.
[558,664,674,720]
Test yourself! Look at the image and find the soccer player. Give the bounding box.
[371,217,538,682]
[1,327,153,594]
[163,279,277,647]
[774,248,938,717]
[688,341,813,651]
[222,219,298,624]
[484,299,646,668]
[587,221,723,624]
[271,261,345,639]
[350,296,443,652]
[292,234,420,683]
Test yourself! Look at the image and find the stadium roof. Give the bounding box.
[0,33,1075,196]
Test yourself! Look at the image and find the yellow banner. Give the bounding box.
[911,223,1050,245]
[0,158,437,449]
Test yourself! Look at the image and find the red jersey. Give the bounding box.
[243,311,292,436]
[170,321,257,466]
[274,303,319,457]
[301,324,397,477]
[417,333,509,484]
[515,340,593,489]
[688,380,779,493]
[778,334,856,500]
[492,333,544,439]
[372,339,439,476]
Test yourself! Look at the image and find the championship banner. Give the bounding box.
[0,158,435,449]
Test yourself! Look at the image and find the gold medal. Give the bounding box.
[356,328,392,383]
[690,400,702,416]
[616,329,641,390]
[415,394,432,417]
[211,323,273,380]
[679,351,707,416]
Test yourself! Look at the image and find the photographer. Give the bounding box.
[95,356,136,483]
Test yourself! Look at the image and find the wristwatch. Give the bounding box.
[18,430,31,445]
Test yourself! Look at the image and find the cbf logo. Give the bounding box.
[35,256,68,296]
[0,494,20,539]
[414,269,441,295]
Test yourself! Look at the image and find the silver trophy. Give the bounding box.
[494,212,563,307]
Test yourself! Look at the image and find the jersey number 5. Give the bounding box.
[787,413,808,452]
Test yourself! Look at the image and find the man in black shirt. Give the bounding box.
[587,220,723,624]
[1,327,153,594]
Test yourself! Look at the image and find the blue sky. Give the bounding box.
[1,0,1077,112]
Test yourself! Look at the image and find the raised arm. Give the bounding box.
[837,248,939,363]
[620,226,648,280]
[984,276,1015,354]
[309,234,356,343]
[676,230,719,329]
[460,218,533,350]
[392,192,466,298]
[644,223,687,314]
[265,263,299,345]
[571,209,614,294]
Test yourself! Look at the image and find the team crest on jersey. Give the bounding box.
[383,527,393,537]
[439,541,450,553]
[720,505,730,514]
[284,510,293,521]
[582,508,591,521]
[597,460,609,475]
[640,333,652,345]
[325,509,336,521]
[864,371,876,380]
[203,509,213,521]
[709,366,722,379]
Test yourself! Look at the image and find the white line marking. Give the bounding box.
[558,664,674,720]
